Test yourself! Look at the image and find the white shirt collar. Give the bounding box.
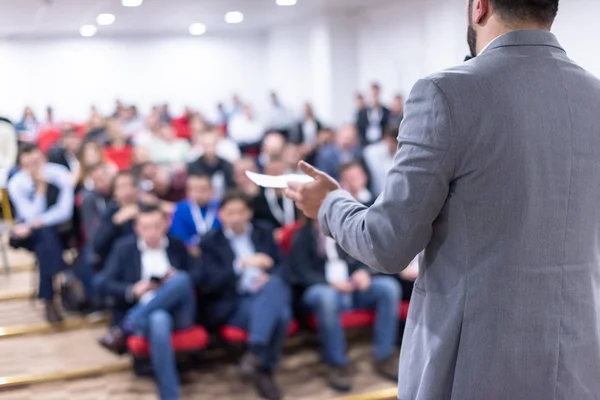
[137,237,169,252]
[223,224,253,240]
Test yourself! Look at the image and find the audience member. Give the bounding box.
[339,162,374,207]
[85,108,108,143]
[170,173,220,254]
[281,144,302,174]
[187,131,235,199]
[141,122,190,168]
[188,129,241,165]
[363,124,399,196]
[48,126,83,186]
[93,170,139,266]
[258,132,286,171]
[266,92,293,138]
[253,159,297,229]
[388,95,404,127]
[139,162,186,210]
[15,106,40,143]
[8,143,74,323]
[356,83,390,146]
[316,125,363,181]
[103,119,134,171]
[200,191,291,400]
[97,205,198,400]
[290,219,400,391]
[228,105,264,153]
[233,157,260,198]
[119,105,145,138]
[292,103,322,150]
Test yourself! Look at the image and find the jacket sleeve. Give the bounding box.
[318,78,456,274]
[93,209,119,261]
[169,203,195,245]
[96,242,133,304]
[290,228,327,287]
[200,238,237,294]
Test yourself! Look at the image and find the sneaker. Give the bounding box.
[44,301,65,324]
[239,351,261,381]
[97,327,128,355]
[327,365,352,392]
[373,354,398,382]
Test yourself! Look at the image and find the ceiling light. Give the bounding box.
[189,23,207,36]
[122,0,143,7]
[80,25,97,37]
[97,13,116,25]
[225,11,244,24]
[276,0,297,5]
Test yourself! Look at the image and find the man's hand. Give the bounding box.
[187,246,201,258]
[331,280,355,294]
[253,272,270,292]
[351,269,372,292]
[240,253,275,270]
[132,280,157,298]
[112,204,139,225]
[285,161,341,219]
[12,223,32,239]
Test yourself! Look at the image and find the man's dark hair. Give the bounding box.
[384,124,400,141]
[137,203,163,217]
[489,0,559,25]
[219,189,253,211]
[111,170,137,195]
[339,161,366,177]
[17,142,40,164]
[85,162,106,176]
[187,172,212,183]
[62,125,78,137]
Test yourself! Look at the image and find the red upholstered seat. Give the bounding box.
[127,326,210,357]
[309,300,411,329]
[275,221,303,255]
[220,320,299,343]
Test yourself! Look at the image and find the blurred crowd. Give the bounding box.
[3,84,418,400]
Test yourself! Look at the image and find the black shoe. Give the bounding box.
[97,327,128,355]
[327,365,352,392]
[239,351,261,381]
[45,301,64,324]
[253,370,282,400]
[373,355,398,382]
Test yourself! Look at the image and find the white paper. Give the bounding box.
[245,170,314,189]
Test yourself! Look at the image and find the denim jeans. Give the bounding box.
[302,275,401,366]
[227,275,291,371]
[124,271,196,400]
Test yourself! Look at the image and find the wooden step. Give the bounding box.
[0,271,34,301]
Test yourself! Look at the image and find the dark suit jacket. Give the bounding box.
[198,222,284,327]
[187,156,236,189]
[96,235,198,310]
[356,106,390,146]
[252,188,297,229]
[288,224,365,290]
[47,146,75,171]
[292,119,323,145]
[92,202,135,267]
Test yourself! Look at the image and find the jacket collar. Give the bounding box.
[481,30,565,56]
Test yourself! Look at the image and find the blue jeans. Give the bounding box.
[303,275,401,366]
[227,275,291,371]
[124,271,196,400]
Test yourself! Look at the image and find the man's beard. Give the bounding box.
[467,24,477,58]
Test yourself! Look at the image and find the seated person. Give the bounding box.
[200,190,291,400]
[96,205,198,400]
[169,173,220,255]
[290,219,400,391]
[138,161,186,213]
[253,159,297,230]
[93,170,139,267]
[315,125,363,181]
[47,125,82,186]
[187,131,236,199]
[339,162,375,207]
[7,143,74,323]
[233,157,260,198]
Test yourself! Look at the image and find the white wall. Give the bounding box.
[357,0,600,102]
[0,35,269,122]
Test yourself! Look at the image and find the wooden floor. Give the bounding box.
[0,247,397,400]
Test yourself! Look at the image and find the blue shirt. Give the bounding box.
[7,162,73,227]
[169,200,221,246]
[223,225,261,294]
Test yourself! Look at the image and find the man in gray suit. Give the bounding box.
[286,0,600,399]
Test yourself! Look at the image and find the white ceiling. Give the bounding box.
[0,0,392,39]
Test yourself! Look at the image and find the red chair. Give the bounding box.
[127,325,210,357]
[275,221,303,255]
[219,320,299,344]
[308,300,410,330]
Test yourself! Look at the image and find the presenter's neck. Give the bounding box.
[477,17,552,55]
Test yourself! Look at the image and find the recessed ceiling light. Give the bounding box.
[97,13,116,25]
[189,23,207,36]
[225,11,244,24]
[80,25,97,37]
[276,0,297,5]
[122,0,143,7]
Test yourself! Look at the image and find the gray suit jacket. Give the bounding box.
[319,30,600,400]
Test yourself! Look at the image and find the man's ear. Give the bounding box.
[473,0,491,24]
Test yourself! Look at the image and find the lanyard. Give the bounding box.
[264,188,295,226]
[189,201,216,236]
